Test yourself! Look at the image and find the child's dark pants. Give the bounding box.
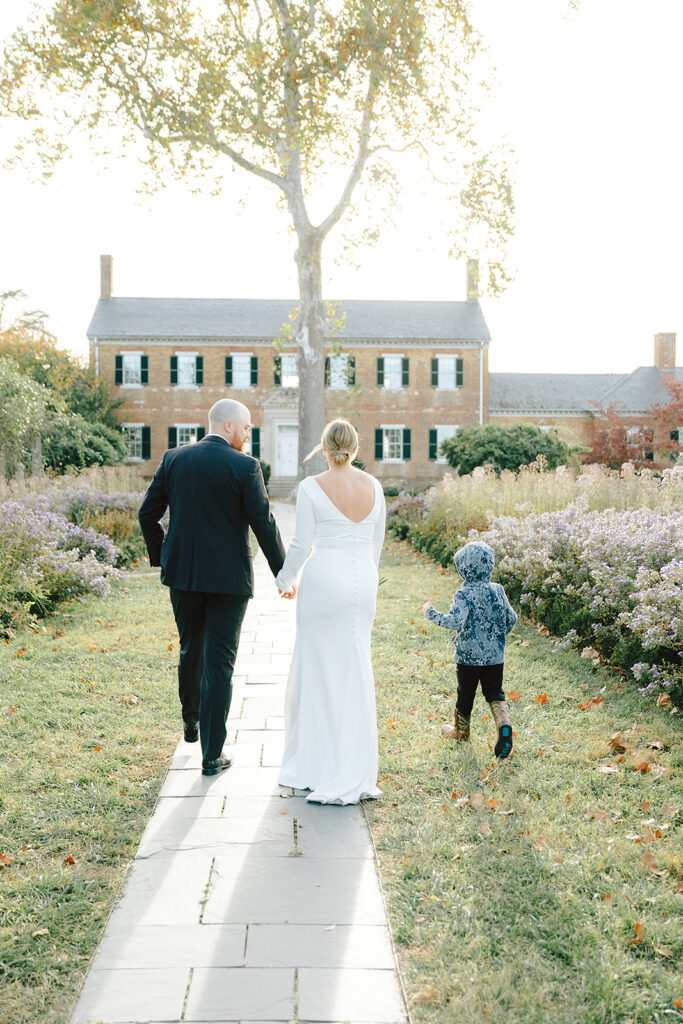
[456,663,505,718]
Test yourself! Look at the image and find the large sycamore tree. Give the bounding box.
[0,0,513,475]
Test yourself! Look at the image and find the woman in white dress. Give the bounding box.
[275,419,386,805]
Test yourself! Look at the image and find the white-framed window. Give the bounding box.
[434,354,463,390]
[122,424,143,459]
[177,353,198,386]
[122,353,142,386]
[671,426,682,444]
[177,424,201,446]
[382,354,404,390]
[329,353,350,390]
[626,425,654,461]
[434,424,459,463]
[539,424,555,433]
[281,353,298,387]
[232,353,253,389]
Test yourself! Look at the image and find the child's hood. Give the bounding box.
[454,541,495,583]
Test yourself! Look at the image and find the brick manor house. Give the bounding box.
[88,255,681,491]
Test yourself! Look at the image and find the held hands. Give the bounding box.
[279,584,297,600]
[422,599,433,616]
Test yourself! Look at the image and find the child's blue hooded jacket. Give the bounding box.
[425,541,517,666]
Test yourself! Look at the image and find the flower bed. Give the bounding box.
[388,463,683,703]
[0,500,122,633]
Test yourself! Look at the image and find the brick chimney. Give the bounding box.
[654,332,676,370]
[466,257,479,302]
[100,254,113,299]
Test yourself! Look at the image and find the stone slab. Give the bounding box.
[71,967,188,1024]
[184,967,294,1022]
[298,968,407,1023]
[159,766,282,798]
[104,857,212,927]
[93,924,246,970]
[245,924,396,969]
[203,857,386,925]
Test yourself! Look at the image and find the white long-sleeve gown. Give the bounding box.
[275,475,386,804]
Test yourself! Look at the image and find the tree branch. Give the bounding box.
[316,75,379,239]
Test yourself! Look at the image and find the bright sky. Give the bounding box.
[0,0,681,374]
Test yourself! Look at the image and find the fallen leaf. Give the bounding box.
[654,947,673,958]
[518,639,531,647]
[656,693,672,709]
[646,740,665,750]
[581,646,601,660]
[586,809,608,821]
[602,893,612,901]
[641,800,650,813]
[478,822,493,838]
[534,693,548,704]
[469,792,485,810]
[537,625,550,635]
[634,762,651,773]
[0,853,13,867]
[387,719,399,730]
[641,852,657,871]
[32,928,49,938]
[507,690,522,702]
[628,921,645,945]
[167,643,173,650]
[662,803,679,818]
[596,764,619,773]
[533,838,548,851]
[323,924,336,931]
[609,733,627,752]
[63,855,76,865]
[578,695,604,710]
[279,808,289,814]
[675,998,683,1008]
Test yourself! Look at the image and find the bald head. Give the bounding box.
[209,399,251,452]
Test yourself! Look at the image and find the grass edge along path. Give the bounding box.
[0,571,180,1024]
[368,537,682,1024]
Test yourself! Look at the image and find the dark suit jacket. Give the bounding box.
[138,434,286,596]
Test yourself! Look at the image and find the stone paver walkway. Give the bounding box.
[70,501,409,1024]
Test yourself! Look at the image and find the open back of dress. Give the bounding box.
[276,475,386,804]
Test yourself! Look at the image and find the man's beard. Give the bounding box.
[230,437,246,452]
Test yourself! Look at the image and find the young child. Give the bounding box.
[422,540,517,758]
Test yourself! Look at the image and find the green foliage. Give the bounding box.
[0,357,48,479]
[258,460,271,489]
[441,422,573,475]
[41,411,126,473]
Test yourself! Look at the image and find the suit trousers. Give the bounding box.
[169,589,249,762]
[455,662,505,719]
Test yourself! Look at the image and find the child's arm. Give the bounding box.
[499,585,517,632]
[423,592,469,632]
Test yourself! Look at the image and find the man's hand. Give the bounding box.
[279,584,297,600]
[422,599,433,615]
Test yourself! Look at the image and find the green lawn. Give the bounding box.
[0,541,681,1024]
[367,539,683,1024]
[0,572,180,1024]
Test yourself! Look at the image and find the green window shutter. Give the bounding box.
[402,427,411,460]
[456,357,464,387]
[376,357,384,387]
[348,355,356,386]
[197,426,206,441]
[429,428,438,461]
[251,426,260,459]
[115,354,123,385]
[324,357,330,387]
[195,355,203,385]
[170,356,178,385]
[140,355,148,385]
[274,355,281,386]
[225,356,233,386]
[375,428,384,461]
[670,429,680,442]
[141,426,151,459]
[168,426,177,449]
[250,356,258,387]
[402,357,410,387]
[431,358,439,387]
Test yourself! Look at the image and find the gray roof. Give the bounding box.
[489,372,628,413]
[600,366,683,413]
[87,297,490,341]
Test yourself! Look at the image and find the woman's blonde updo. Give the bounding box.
[306,418,358,465]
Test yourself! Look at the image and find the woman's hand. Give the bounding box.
[422,599,433,615]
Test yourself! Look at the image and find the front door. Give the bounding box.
[276,424,299,475]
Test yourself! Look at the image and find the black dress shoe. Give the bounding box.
[183,722,199,743]
[202,755,232,776]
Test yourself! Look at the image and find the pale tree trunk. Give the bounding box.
[31,434,43,477]
[295,231,326,478]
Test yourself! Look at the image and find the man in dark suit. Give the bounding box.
[139,399,290,776]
